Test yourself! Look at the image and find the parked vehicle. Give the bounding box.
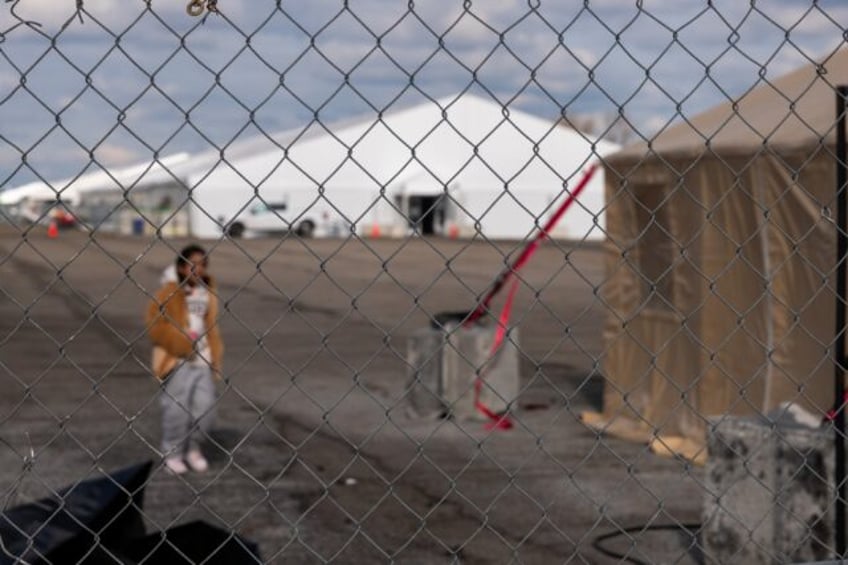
[224,198,318,238]
[222,190,358,239]
[18,198,77,228]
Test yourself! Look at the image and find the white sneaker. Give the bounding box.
[185,450,209,473]
[164,456,188,475]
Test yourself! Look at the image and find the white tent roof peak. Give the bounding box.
[151,93,617,185]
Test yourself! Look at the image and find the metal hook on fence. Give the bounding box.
[186,0,204,16]
[186,0,218,17]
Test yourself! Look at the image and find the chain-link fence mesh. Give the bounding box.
[1,1,848,563]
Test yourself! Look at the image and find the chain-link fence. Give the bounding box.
[2,1,848,563]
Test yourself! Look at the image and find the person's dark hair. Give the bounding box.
[176,244,208,283]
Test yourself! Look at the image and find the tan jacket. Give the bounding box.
[145,280,224,380]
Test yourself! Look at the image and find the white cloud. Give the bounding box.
[8,0,153,32]
[1,0,846,183]
[93,143,142,166]
[0,72,15,92]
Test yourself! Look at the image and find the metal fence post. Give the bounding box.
[835,84,848,559]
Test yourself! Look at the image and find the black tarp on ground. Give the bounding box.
[0,461,151,565]
[120,521,261,564]
[0,462,261,564]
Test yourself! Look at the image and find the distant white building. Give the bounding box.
[4,94,619,240]
[0,154,189,227]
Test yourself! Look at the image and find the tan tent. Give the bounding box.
[584,49,848,463]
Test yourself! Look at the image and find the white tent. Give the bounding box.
[0,153,190,208]
[133,93,619,240]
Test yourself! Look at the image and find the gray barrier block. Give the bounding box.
[406,323,519,421]
[702,412,835,564]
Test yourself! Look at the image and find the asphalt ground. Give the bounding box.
[0,225,704,564]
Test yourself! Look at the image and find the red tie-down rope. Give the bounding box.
[474,278,520,430]
[826,393,847,422]
[467,164,600,430]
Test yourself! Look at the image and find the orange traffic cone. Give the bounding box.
[47,221,59,239]
[448,223,460,239]
[369,223,381,238]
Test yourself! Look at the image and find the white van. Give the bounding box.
[223,195,352,239]
[225,199,314,238]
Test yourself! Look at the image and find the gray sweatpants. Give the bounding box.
[160,363,216,456]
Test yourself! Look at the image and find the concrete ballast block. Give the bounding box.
[406,323,519,421]
[702,414,834,564]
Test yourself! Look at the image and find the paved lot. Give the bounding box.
[0,226,704,563]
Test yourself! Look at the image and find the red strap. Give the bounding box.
[473,278,519,430]
[467,164,599,325]
[490,278,518,355]
[826,392,848,421]
[467,164,600,431]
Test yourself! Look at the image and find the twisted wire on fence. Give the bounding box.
[0,1,847,563]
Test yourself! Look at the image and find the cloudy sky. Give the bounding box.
[1,0,846,187]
